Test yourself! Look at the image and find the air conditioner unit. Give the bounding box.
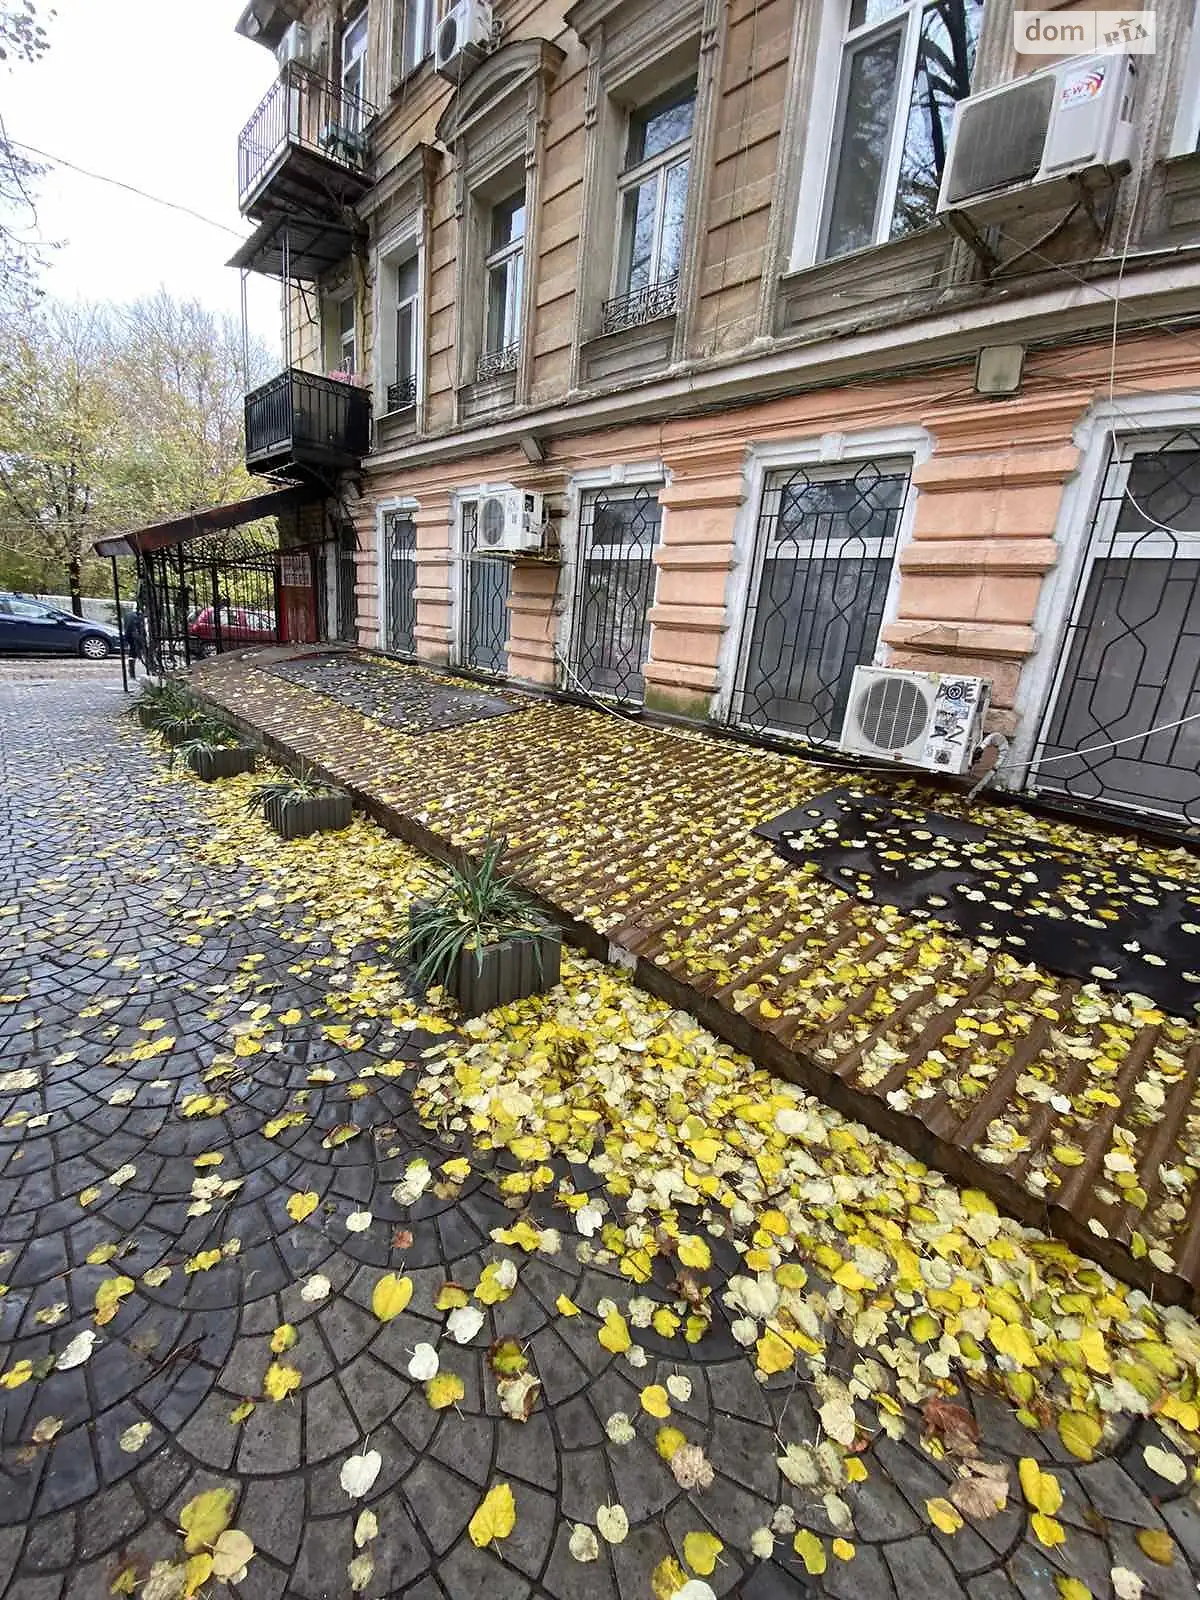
[937,54,1136,224]
[435,0,492,81]
[839,667,990,776]
[275,20,312,67]
[475,489,544,555]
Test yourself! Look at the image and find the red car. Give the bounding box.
[188,605,277,656]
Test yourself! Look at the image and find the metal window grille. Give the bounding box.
[1032,432,1200,829]
[387,374,418,413]
[600,276,679,335]
[476,342,520,382]
[461,501,511,674]
[569,485,663,704]
[383,511,418,657]
[734,460,910,744]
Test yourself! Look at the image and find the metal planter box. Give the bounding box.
[264,790,353,839]
[408,904,562,1017]
[187,746,258,782]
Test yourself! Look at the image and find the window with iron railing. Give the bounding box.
[603,81,695,335]
[478,190,525,380]
[388,256,420,412]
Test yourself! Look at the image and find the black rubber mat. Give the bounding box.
[266,653,521,735]
[757,786,1200,1016]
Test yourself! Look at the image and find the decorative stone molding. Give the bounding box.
[776,228,955,342]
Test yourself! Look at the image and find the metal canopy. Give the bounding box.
[228,212,359,282]
[92,484,322,559]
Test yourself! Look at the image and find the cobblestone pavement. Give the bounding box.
[2,681,1200,1600]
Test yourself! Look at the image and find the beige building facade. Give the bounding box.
[233,0,1200,826]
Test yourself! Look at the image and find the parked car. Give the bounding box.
[0,594,123,659]
[188,605,278,656]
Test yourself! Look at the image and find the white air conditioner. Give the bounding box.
[937,54,1136,224]
[275,20,312,67]
[475,489,544,555]
[435,0,492,81]
[839,667,990,776]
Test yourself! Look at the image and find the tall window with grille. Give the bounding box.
[734,460,910,742]
[569,485,663,704]
[460,500,512,672]
[818,0,982,261]
[337,521,358,642]
[1033,434,1200,827]
[478,191,525,380]
[383,511,418,656]
[604,82,695,335]
[389,256,420,413]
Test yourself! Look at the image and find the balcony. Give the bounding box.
[244,369,371,477]
[238,61,376,221]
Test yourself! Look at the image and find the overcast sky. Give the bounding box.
[5,0,283,352]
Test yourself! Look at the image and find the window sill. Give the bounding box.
[1156,151,1200,239]
[777,228,954,340]
[579,313,676,385]
[389,56,433,97]
[459,371,518,419]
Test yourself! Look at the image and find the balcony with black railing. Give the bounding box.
[386,374,418,414]
[600,275,679,336]
[244,368,371,477]
[238,61,377,221]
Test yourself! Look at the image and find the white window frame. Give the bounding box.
[398,0,432,76]
[613,86,696,301]
[342,8,369,106]
[790,0,980,269]
[482,193,526,357]
[1011,393,1200,787]
[329,290,357,377]
[451,484,517,673]
[713,425,932,727]
[374,222,423,416]
[1171,1,1200,155]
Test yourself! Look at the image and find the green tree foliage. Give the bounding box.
[1,2,52,311]
[0,295,274,608]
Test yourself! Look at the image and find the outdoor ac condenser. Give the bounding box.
[476,490,545,556]
[435,0,492,81]
[937,54,1137,223]
[839,667,990,776]
[275,21,312,68]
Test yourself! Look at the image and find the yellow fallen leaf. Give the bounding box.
[793,1530,827,1575]
[179,1486,235,1553]
[270,1324,297,1354]
[1,1360,32,1389]
[435,1283,470,1310]
[845,1458,868,1483]
[832,1538,856,1561]
[556,1294,581,1317]
[1058,1411,1102,1462]
[677,1235,711,1270]
[372,1274,413,1321]
[279,1009,302,1025]
[1018,1459,1063,1516]
[1032,1513,1065,1548]
[475,1261,516,1305]
[468,1482,516,1548]
[640,1384,670,1418]
[426,1372,465,1409]
[94,1276,135,1326]
[184,1554,213,1597]
[651,1558,687,1600]
[1055,1579,1092,1600]
[598,1310,631,1354]
[286,1191,318,1223]
[185,1249,221,1274]
[263,1362,301,1402]
[756,1328,794,1375]
[1136,1528,1175,1565]
[683,1530,722,1576]
[656,1426,687,1461]
[927,1498,964,1535]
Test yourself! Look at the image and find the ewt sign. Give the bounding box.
[1014,11,1156,52]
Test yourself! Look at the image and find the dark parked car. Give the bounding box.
[188,605,278,656]
[0,594,122,659]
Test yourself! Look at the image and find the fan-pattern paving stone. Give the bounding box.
[0,669,1196,1600]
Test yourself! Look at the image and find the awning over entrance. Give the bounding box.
[92,484,322,560]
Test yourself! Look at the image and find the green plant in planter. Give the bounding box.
[400,840,561,1014]
[129,680,192,732]
[169,721,256,781]
[249,766,352,839]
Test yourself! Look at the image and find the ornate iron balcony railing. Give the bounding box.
[600,275,679,336]
[476,342,520,382]
[244,367,371,473]
[238,61,377,213]
[386,374,418,413]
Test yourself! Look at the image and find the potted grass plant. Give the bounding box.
[402,840,561,1017]
[131,680,193,735]
[170,719,258,782]
[249,767,353,839]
